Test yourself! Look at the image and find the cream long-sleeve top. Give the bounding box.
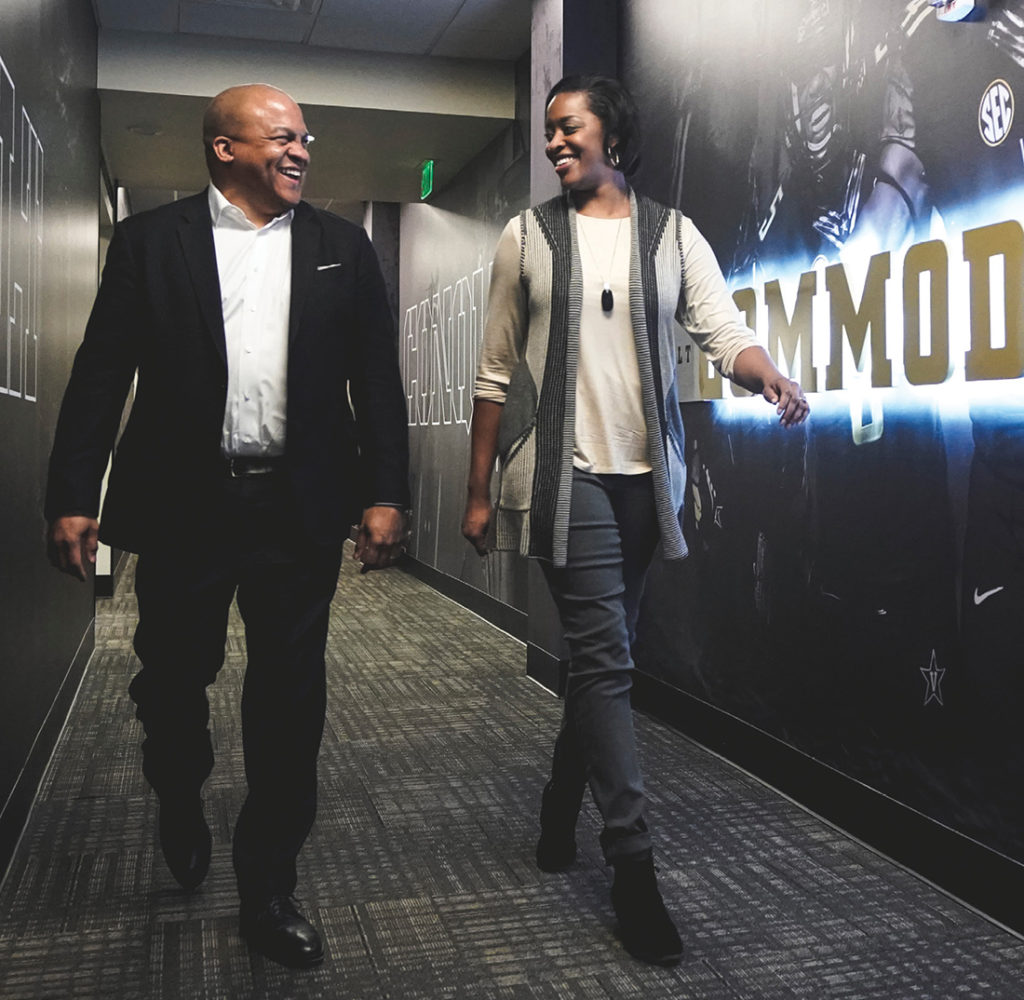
[475,210,758,470]
[472,192,760,566]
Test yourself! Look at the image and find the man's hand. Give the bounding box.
[353,506,407,573]
[47,516,99,582]
[461,494,493,556]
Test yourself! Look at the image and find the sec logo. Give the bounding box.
[979,79,1014,147]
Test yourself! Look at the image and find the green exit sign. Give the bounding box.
[420,159,434,200]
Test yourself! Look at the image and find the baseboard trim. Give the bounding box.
[400,556,527,641]
[526,643,565,695]
[629,671,1024,936]
[0,619,96,883]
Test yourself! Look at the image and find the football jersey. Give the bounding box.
[895,1,1024,483]
[895,0,1024,227]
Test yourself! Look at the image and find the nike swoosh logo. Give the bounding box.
[973,585,1005,605]
[316,263,342,271]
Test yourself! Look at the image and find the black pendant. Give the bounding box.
[601,286,614,312]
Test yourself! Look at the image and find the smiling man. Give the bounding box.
[44,84,409,968]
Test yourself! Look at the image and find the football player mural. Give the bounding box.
[624,0,1024,860]
[880,0,1024,847]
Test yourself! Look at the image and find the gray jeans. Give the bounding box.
[540,468,661,862]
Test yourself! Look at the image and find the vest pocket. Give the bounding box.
[497,423,536,511]
[495,359,538,512]
[496,360,537,454]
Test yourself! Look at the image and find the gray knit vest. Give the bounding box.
[493,190,690,567]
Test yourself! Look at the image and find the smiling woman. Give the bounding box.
[544,77,641,199]
[545,91,616,192]
[462,73,810,969]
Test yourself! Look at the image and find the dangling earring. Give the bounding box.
[606,144,621,169]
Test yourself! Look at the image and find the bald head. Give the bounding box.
[202,84,311,226]
[203,84,297,157]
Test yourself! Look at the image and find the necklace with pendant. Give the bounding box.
[578,216,625,313]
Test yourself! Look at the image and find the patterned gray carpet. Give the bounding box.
[1,550,1023,999]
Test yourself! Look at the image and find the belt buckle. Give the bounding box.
[228,456,273,477]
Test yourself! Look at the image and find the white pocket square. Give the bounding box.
[317,262,342,271]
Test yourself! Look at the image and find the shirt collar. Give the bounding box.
[207,184,294,231]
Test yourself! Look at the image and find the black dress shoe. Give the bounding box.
[610,851,683,966]
[240,895,325,968]
[158,796,211,891]
[535,779,585,872]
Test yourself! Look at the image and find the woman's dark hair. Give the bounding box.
[545,74,641,176]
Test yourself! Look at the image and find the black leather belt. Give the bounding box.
[224,455,284,477]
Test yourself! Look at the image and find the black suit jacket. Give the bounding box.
[45,191,409,552]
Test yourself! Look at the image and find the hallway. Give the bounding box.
[1,553,1022,999]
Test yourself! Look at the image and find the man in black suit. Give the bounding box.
[45,84,409,968]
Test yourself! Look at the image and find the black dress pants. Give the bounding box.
[128,472,344,902]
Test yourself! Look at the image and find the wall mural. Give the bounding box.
[0,0,98,849]
[623,0,1024,862]
[402,261,488,438]
[0,55,44,403]
[399,120,531,611]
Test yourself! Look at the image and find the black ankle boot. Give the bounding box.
[535,779,585,872]
[610,851,683,965]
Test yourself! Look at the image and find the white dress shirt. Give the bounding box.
[209,184,292,458]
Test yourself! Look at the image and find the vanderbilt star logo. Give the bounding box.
[921,650,945,707]
[973,585,1005,606]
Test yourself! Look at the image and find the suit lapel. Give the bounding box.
[176,192,227,368]
[289,202,319,345]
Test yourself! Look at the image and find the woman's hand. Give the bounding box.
[462,494,493,556]
[762,375,810,427]
[731,346,810,428]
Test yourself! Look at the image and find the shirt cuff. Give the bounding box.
[472,375,510,403]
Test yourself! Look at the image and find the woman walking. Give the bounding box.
[463,75,808,965]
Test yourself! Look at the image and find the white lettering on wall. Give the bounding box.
[0,56,44,403]
[402,260,490,433]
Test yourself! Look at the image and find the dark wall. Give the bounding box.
[399,56,531,612]
[0,0,99,861]
[622,0,1024,866]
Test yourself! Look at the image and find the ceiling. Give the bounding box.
[91,0,530,219]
